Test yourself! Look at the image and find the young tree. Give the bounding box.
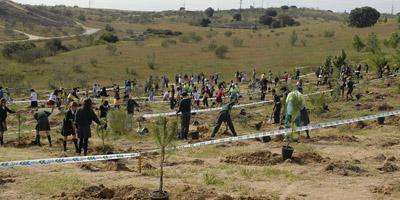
[352,35,365,52]
[289,30,298,46]
[370,52,388,78]
[332,49,347,70]
[149,117,177,199]
[366,32,380,54]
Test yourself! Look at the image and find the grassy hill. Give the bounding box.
[0,0,83,39]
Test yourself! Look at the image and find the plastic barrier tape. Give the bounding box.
[1,109,399,167]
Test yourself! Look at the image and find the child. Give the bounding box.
[193,89,200,108]
[61,102,79,153]
[0,98,16,146]
[30,89,38,108]
[34,107,52,147]
[47,91,57,113]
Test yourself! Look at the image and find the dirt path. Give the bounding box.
[0,22,101,44]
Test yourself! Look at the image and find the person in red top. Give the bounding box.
[215,87,225,107]
[283,72,289,83]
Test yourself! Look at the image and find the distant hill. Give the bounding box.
[0,0,82,38]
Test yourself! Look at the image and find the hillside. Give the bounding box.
[0,0,83,39]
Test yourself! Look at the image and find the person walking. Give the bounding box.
[75,99,102,156]
[346,78,354,101]
[61,102,79,153]
[211,101,237,138]
[127,95,140,115]
[0,98,16,146]
[176,92,191,140]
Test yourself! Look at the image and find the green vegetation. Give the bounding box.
[352,35,365,52]
[349,7,380,28]
[107,109,133,135]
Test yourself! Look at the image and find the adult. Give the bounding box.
[127,95,139,115]
[211,101,237,138]
[0,98,16,146]
[61,102,79,153]
[75,99,102,156]
[176,92,191,140]
[99,100,110,119]
[346,78,354,101]
[284,90,310,141]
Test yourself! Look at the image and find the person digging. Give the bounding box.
[283,89,309,142]
[33,107,53,147]
[211,101,237,139]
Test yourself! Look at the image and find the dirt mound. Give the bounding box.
[310,135,358,143]
[380,139,400,147]
[291,152,328,165]
[79,162,131,172]
[142,163,156,170]
[325,160,366,176]
[216,141,249,148]
[165,159,204,166]
[371,181,400,195]
[57,184,150,200]
[377,161,399,173]
[222,151,283,166]
[377,103,393,111]
[0,177,15,186]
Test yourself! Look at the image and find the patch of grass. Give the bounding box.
[203,172,224,186]
[261,167,300,181]
[24,173,88,195]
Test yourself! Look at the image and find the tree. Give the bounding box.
[233,13,242,21]
[199,18,211,27]
[96,122,109,151]
[349,7,380,28]
[387,32,400,48]
[281,5,289,10]
[45,39,67,55]
[289,30,298,46]
[279,15,299,27]
[370,52,388,78]
[366,32,380,54]
[215,45,229,58]
[392,50,400,67]
[205,7,215,18]
[332,49,347,70]
[271,20,281,28]
[352,35,365,52]
[149,117,177,199]
[259,15,273,25]
[265,9,278,17]
[77,13,86,21]
[100,32,119,43]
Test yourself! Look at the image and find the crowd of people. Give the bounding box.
[0,62,398,154]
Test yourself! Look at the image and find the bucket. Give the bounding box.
[191,131,200,140]
[282,145,294,160]
[377,117,385,125]
[150,191,169,200]
[261,136,271,143]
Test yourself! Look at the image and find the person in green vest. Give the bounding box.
[284,89,306,142]
[230,84,240,103]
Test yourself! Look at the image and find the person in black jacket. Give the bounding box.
[127,95,139,115]
[176,92,191,140]
[0,98,16,146]
[61,102,79,153]
[211,101,237,138]
[75,99,102,156]
[99,101,110,119]
[271,89,281,124]
[34,108,52,147]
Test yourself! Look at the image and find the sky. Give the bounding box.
[11,0,398,13]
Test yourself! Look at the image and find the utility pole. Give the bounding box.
[392,0,394,15]
[261,0,264,8]
[240,0,243,10]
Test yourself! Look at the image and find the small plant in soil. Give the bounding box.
[95,120,109,152]
[16,112,26,145]
[150,117,177,200]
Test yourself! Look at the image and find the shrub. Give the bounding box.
[96,123,109,151]
[271,20,281,28]
[232,37,244,47]
[206,31,218,38]
[106,44,118,55]
[233,13,242,21]
[259,15,273,25]
[147,52,156,69]
[224,31,233,37]
[323,31,335,38]
[105,24,115,32]
[100,32,119,43]
[45,39,68,55]
[309,93,329,114]
[199,18,211,27]
[2,42,36,58]
[77,13,86,21]
[144,28,182,36]
[90,58,98,67]
[278,15,300,27]
[387,32,400,48]
[265,9,278,17]
[179,32,202,43]
[352,35,365,52]
[281,5,289,10]
[203,173,224,185]
[349,7,380,28]
[108,109,133,135]
[215,45,228,59]
[161,39,177,48]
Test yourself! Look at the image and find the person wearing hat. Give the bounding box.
[211,101,237,138]
[75,99,102,155]
[0,98,16,146]
[176,92,191,140]
[33,107,53,147]
[61,102,79,152]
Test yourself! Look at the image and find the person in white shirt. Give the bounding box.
[47,91,57,112]
[30,89,38,108]
[193,89,200,107]
[163,91,170,101]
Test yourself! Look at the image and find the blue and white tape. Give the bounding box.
[1,109,399,167]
